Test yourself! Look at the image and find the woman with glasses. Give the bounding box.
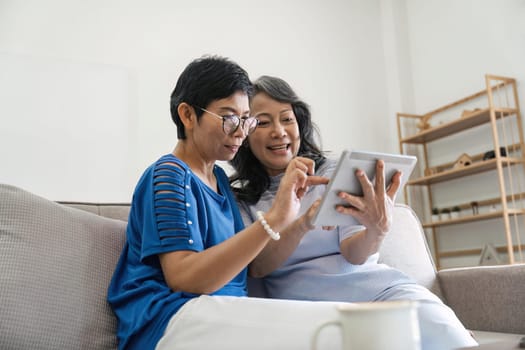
[229,75,478,350]
[107,56,348,350]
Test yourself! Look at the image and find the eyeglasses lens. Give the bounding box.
[223,116,240,135]
[243,118,258,134]
[223,116,258,135]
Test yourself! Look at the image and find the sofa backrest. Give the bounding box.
[58,200,441,296]
[0,184,126,350]
[58,201,131,221]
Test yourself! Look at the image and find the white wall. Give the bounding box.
[406,0,525,111]
[0,0,391,201]
[0,52,137,202]
[1,0,524,267]
[401,0,525,268]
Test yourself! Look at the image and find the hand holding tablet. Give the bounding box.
[311,150,417,226]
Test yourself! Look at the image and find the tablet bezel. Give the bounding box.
[311,149,417,226]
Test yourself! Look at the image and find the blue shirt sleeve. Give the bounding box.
[132,156,205,262]
[133,155,245,262]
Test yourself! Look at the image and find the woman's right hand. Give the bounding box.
[265,157,329,232]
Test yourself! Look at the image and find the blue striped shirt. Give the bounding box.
[108,154,246,350]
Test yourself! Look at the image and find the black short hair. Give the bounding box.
[170,55,253,139]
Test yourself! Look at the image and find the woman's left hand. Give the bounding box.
[335,159,401,237]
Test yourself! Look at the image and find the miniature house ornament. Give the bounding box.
[453,153,473,169]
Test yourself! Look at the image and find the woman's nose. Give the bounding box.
[271,122,286,136]
[232,122,248,138]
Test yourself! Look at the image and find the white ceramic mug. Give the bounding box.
[311,300,421,350]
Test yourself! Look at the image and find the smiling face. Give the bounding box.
[248,92,301,176]
[191,91,251,162]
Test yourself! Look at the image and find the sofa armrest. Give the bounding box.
[438,264,525,334]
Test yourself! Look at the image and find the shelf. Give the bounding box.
[407,157,524,186]
[453,191,525,211]
[397,75,525,268]
[422,209,525,228]
[421,143,522,173]
[400,107,517,144]
[438,244,525,259]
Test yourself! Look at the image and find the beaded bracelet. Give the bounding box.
[256,211,281,241]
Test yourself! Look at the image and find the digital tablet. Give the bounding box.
[311,150,417,226]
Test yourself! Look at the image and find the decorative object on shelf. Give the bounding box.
[470,201,479,215]
[432,208,440,222]
[425,162,451,176]
[452,153,473,169]
[482,147,507,160]
[425,167,437,176]
[451,206,461,219]
[416,113,433,131]
[461,108,482,118]
[440,208,451,221]
[479,243,502,266]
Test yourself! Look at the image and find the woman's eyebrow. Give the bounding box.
[218,106,250,115]
[254,112,272,118]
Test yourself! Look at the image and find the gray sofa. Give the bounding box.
[1,183,524,349]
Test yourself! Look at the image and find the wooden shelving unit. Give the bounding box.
[397,74,525,269]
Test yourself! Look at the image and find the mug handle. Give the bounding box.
[311,320,343,350]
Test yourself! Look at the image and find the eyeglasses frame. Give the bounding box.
[194,106,259,135]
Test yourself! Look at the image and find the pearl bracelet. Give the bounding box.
[256,211,281,241]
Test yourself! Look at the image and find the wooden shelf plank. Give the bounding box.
[422,209,525,228]
[422,143,522,173]
[453,192,525,211]
[438,244,525,258]
[400,108,517,144]
[408,157,524,185]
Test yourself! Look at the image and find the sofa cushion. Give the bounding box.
[0,184,126,350]
[378,204,441,297]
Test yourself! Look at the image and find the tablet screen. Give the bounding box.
[311,150,417,226]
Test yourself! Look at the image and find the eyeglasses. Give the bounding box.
[195,106,259,135]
